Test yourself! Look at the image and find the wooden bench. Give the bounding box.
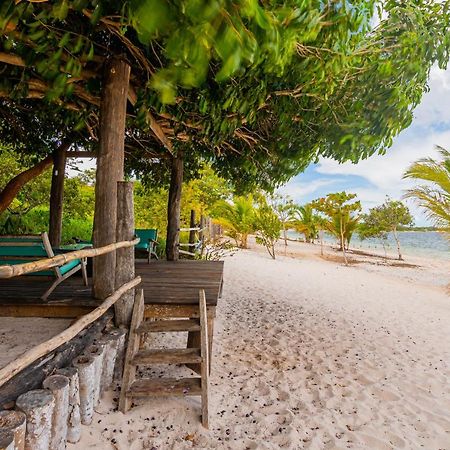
[0,233,88,301]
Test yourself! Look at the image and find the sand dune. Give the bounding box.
[71,242,450,449]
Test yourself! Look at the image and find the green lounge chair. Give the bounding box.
[0,232,88,301]
[135,229,158,262]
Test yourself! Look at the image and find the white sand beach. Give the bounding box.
[66,240,450,450]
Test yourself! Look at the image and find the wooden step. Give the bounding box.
[128,377,202,397]
[136,319,201,334]
[132,348,202,365]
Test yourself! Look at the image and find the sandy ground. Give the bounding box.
[65,239,450,450]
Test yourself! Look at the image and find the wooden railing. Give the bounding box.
[0,277,141,387]
[0,238,139,279]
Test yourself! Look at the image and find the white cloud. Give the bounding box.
[277,178,339,202]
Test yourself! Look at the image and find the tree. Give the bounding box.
[360,199,413,260]
[214,196,255,249]
[403,146,450,231]
[313,192,361,265]
[255,203,282,260]
[270,195,296,249]
[292,203,321,243]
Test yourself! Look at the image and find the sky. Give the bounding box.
[277,66,450,226]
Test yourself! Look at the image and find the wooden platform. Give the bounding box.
[0,260,224,317]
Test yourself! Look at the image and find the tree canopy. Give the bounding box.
[1,1,449,191]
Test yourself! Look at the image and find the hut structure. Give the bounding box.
[0,53,224,446]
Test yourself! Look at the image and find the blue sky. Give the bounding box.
[277,66,450,226]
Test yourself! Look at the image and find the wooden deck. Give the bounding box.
[0,260,224,318]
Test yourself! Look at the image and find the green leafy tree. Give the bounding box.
[292,203,321,243]
[360,199,413,260]
[213,195,255,248]
[269,195,296,248]
[403,146,450,231]
[1,1,450,196]
[255,203,282,260]
[313,192,361,264]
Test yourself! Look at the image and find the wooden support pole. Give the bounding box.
[16,390,54,450]
[95,330,121,392]
[189,210,196,257]
[0,431,14,450]
[93,57,131,299]
[0,411,26,450]
[84,344,105,406]
[199,215,206,256]
[42,375,69,450]
[112,328,127,381]
[72,356,96,426]
[115,182,135,327]
[166,151,184,261]
[54,368,81,444]
[48,146,68,247]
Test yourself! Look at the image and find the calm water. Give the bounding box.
[287,230,450,260]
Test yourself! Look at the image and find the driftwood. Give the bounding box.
[72,356,95,425]
[0,411,26,450]
[54,368,80,444]
[16,390,54,450]
[42,375,69,450]
[0,430,14,450]
[0,277,140,387]
[0,314,111,409]
[0,238,139,279]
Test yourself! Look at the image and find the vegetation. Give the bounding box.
[403,146,450,232]
[360,199,413,260]
[254,202,282,260]
[292,204,321,244]
[313,192,361,264]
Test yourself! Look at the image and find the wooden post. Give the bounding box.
[0,431,14,450]
[72,355,96,425]
[166,151,184,261]
[115,182,135,326]
[84,344,105,406]
[188,210,196,258]
[92,57,131,299]
[112,328,127,381]
[0,411,26,450]
[48,145,68,247]
[199,215,206,256]
[42,375,69,450]
[16,390,54,450]
[54,368,81,444]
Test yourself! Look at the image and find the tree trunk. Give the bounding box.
[93,57,130,299]
[0,155,53,216]
[115,182,135,326]
[166,151,184,261]
[393,227,403,260]
[48,145,68,247]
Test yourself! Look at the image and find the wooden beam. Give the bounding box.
[48,146,68,247]
[166,151,184,261]
[92,57,131,299]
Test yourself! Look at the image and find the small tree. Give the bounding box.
[313,192,361,265]
[292,203,320,243]
[361,199,413,260]
[255,204,282,260]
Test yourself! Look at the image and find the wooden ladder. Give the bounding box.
[119,289,210,428]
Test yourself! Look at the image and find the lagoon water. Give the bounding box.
[287,230,450,260]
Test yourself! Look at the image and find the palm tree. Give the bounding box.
[214,195,255,248]
[403,146,450,229]
[292,204,319,243]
